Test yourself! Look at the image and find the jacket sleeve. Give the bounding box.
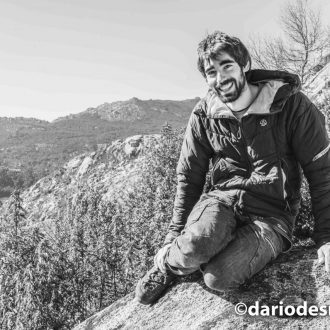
[163,108,214,245]
[289,94,330,248]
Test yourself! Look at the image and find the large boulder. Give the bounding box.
[74,246,330,329]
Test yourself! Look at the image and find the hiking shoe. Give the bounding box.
[135,266,177,305]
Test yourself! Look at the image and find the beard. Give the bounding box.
[214,71,247,103]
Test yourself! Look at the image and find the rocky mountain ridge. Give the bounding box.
[0,97,198,197]
[53,97,200,123]
[7,134,158,226]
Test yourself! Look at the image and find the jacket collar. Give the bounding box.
[194,70,301,118]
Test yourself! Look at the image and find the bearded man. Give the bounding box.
[135,31,330,305]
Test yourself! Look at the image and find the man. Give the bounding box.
[135,31,330,305]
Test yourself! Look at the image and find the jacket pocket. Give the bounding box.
[211,157,247,186]
[211,157,228,185]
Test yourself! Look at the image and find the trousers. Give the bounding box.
[166,193,285,291]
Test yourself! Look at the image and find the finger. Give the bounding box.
[154,244,171,272]
[158,246,169,273]
[154,251,162,269]
[153,250,163,271]
[159,248,168,273]
[159,256,166,273]
[162,245,172,272]
[318,248,325,264]
[154,254,158,268]
[325,250,330,272]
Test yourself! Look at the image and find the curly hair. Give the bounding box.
[197,31,251,78]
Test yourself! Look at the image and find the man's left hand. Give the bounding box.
[317,243,330,272]
[154,244,171,273]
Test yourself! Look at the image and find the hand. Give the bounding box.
[317,243,330,272]
[154,244,171,273]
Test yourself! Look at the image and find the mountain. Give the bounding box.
[54,97,200,123]
[0,97,199,196]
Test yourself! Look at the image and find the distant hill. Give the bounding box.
[55,97,200,123]
[0,97,200,196]
[0,117,49,145]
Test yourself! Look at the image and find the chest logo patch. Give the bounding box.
[260,119,267,127]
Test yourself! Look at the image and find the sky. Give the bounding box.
[0,0,329,121]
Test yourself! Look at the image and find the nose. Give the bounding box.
[215,71,226,88]
[215,72,221,87]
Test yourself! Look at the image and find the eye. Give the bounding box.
[206,70,216,77]
[223,64,232,70]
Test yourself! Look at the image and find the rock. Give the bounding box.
[76,156,94,177]
[123,135,143,157]
[65,156,83,170]
[74,246,330,330]
[306,62,330,102]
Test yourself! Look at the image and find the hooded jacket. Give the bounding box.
[164,70,330,249]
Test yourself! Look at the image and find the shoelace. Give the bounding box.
[143,270,168,288]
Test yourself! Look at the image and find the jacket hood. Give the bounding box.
[194,69,301,118]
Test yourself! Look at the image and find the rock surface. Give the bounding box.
[74,246,330,329]
[306,62,330,102]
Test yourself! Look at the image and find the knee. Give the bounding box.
[178,233,215,264]
[203,268,238,291]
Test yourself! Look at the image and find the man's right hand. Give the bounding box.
[154,244,172,273]
[317,243,330,272]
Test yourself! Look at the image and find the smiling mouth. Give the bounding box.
[219,81,234,92]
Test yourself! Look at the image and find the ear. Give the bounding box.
[242,63,250,73]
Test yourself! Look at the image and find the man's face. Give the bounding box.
[204,51,248,103]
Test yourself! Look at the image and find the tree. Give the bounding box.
[249,0,329,87]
